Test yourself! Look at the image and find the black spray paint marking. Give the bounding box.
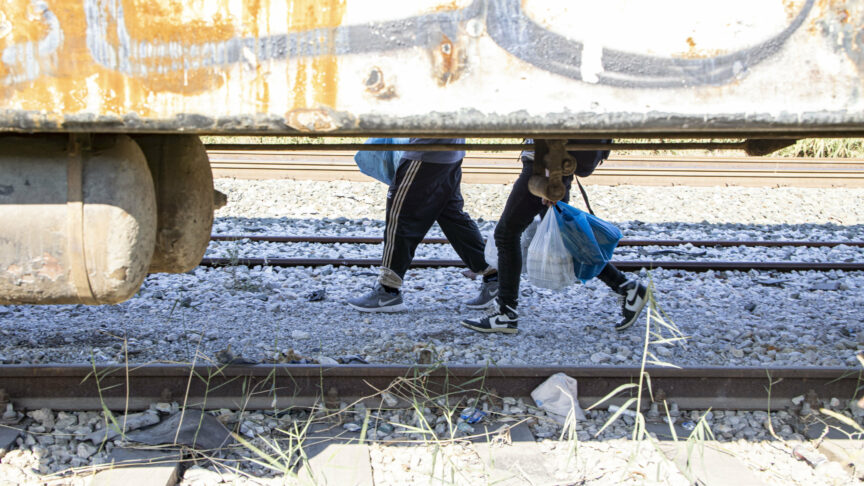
[8,0,817,90]
[486,0,816,87]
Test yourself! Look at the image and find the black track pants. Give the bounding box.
[494,158,628,309]
[378,159,489,288]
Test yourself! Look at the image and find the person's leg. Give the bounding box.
[348,160,447,312]
[460,158,556,333]
[380,160,452,286]
[596,263,628,290]
[493,158,556,310]
[596,262,648,331]
[434,163,499,308]
[435,165,490,275]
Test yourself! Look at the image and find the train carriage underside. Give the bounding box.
[0,0,863,305]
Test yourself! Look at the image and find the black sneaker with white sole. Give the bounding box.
[461,301,518,334]
[616,279,648,331]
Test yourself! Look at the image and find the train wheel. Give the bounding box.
[132,135,214,274]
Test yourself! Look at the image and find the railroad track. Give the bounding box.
[1,364,860,485]
[207,150,864,187]
[204,235,864,272]
[0,364,857,412]
[211,235,864,248]
[200,257,864,273]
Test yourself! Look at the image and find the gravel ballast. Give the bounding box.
[0,179,862,367]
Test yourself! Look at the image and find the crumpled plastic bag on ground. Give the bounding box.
[531,373,587,424]
[126,410,234,450]
[526,210,575,290]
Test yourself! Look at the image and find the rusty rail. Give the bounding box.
[206,142,751,152]
[207,151,864,187]
[0,365,857,412]
[211,235,864,248]
[199,257,864,272]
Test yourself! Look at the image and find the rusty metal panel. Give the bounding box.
[0,0,862,135]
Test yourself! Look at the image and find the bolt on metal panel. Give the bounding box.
[0,0,862,134]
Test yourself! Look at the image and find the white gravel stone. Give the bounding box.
[76,442,96,459]
[154,402,173,413]
[182,465,223,485]
[291,330,311,340]
[27,408,54,429]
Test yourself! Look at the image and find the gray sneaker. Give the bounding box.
[464,279,499,309]
[347,284,406,313]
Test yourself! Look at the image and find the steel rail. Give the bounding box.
[204,131,864,139]
[206,142,749,152]
[0,365,856,411]
[209,151,864,167]
[210,235,864,248]
[207,151,864,186]
[198,257,864,272]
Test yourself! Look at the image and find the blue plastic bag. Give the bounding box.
[554,201,622,282]
[353,138,409,185]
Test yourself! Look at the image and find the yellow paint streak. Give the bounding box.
[783,0,805,21]
[810,0,862,34]
[311,55,339,107]
[3,1,145,117]
[673,36,726,60]
[430,0,467,13]
[0,0,50,79]
[123,0,236,43]
[244,0,270,114]
[139,69,225,94]
[0,1,225,118]
[293,59,308,108]
[1,0,349,122]
[287,0,346,110]
[0,0,48,44]
[242,0,263,37]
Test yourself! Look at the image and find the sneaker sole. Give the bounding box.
[464,298,498,310]
[460,321,518,334]
[348,302,406,313]
[615,297,648,331]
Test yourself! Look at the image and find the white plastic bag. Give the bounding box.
[520,216,540,275]
[526,210,575,290]
[531,373,587,424]
[485,220,536,273]
[484,228,498,270]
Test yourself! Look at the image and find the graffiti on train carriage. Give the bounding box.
[1,0,841,91]
[0,1,62,85]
